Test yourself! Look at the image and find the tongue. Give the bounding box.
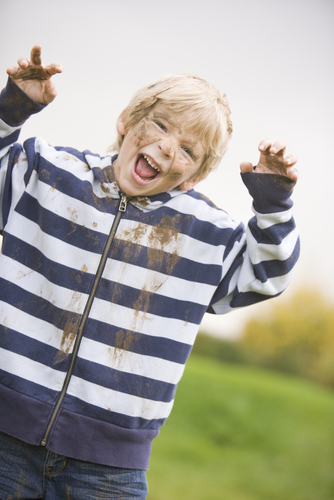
[136,156,158,180]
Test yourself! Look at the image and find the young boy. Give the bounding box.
[0,46,299,499]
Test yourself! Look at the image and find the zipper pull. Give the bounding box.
[118,195,128,212]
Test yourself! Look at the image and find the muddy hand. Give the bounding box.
[240,139,298,182]
[6,45,63,104]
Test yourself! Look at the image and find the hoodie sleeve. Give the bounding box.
[0,77,47,230]
[207,172,300,313]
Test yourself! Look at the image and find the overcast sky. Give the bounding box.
[1,0,333,336]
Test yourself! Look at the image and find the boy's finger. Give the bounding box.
[284,154,298,166]
[269,140,286,156]
[6,65,19,76]
[286,166,299,181]
[43,80,58,103]
[30,45,42,66]
[17,58,30,69]
[45,63,63,76]
[258,138,272,152]
[239,161,253,173]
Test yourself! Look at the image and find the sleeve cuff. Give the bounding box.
[0,76,47,127]
[241,172,296,214]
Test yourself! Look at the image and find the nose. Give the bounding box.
[159,137,175,157]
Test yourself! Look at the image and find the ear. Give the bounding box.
[179,177,202,191]
[116,109,128,135]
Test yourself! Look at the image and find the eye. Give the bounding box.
[182,146,193,158]
[155,121,166,132]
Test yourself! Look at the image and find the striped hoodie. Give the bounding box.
[0,78,300,470]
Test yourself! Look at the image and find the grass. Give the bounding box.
[147,355,334,500]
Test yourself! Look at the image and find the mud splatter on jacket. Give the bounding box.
[0,78,299,470]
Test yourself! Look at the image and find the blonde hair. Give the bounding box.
[111,73,233,179]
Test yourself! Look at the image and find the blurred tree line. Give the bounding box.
[195,288,334,388]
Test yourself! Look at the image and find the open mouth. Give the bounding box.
[133,154,161,184]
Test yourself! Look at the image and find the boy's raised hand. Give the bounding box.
[240,139,298,182]
[6,45,63,105]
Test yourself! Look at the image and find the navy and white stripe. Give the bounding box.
[0,77,300,469]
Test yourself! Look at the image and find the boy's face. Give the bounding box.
[113,103,205,197]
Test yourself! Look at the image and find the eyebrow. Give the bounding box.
[152,111,172,122]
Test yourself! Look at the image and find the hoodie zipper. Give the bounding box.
[41,195,128,447]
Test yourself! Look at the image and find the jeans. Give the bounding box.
[0,431,148,500]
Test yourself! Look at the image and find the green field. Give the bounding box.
[147,355,334,500]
